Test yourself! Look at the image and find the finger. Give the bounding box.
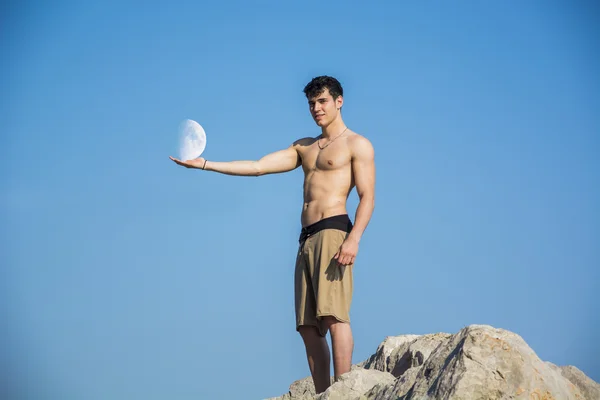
[333,251,339,260]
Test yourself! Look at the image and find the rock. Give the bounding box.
[266,325,599,400]
[364,367,421,400]
[315,369,395,400]
[266,376,332,400]
[559,365,600,400]
[265,394,292,400]
[387,333,452,378]
[370,325,588,399]
[266,370,394,400]
[362,335,420,372]
[288,376,320,398]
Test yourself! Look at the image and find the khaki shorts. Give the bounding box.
[295,217,354,337]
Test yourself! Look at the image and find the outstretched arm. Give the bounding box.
[334,135,375,266]
[169,142,302,176]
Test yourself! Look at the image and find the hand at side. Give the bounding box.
[334,237,359,266]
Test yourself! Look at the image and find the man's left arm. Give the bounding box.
[334,136,375,266]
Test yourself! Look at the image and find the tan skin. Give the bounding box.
[169,88,375,393]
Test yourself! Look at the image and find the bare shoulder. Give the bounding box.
[347,131,374,159]
[291,137,317,154]
[293,136,317,146]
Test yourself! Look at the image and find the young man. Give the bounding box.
[170,76,375,393]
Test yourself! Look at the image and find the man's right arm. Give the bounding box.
[206,145,301,176]
[170,142,303,176]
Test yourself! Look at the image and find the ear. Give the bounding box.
[336,95,344,110]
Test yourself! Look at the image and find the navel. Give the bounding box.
[327,160,333,166]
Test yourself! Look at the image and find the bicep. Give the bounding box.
[257,145,301,175]
[352,140,375,199]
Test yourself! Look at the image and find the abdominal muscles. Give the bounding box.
[301,168,353,226]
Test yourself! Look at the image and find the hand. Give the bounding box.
[169,156,206,169]
[334,237,359,266]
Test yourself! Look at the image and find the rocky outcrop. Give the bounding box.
[267,325,598,400]
[362,335,420,372]
[558,365,600,400]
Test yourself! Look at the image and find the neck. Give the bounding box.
[321,116,346,138]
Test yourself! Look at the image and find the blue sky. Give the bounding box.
[1,1,598,399]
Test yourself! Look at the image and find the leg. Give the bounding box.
[298,325,331,394]
[322,317,354,379]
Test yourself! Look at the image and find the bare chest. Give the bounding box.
[300,141,352,172]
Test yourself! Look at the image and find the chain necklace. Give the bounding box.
[317,127,348,150]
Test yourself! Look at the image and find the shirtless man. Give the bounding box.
[169,76,375,393]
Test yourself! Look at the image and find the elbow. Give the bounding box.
[359,193,375,209]
[253,162,264,177]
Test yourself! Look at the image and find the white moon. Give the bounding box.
[178,119,207,160]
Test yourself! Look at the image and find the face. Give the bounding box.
[308,88,343,127]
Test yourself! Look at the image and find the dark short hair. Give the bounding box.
[303,76,343,100]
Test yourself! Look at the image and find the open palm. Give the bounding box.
[169,156,205,169]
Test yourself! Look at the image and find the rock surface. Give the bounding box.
[558,365,600,400]
[266,325,598,400]
[316,369,395,400]
[362,335,420,372]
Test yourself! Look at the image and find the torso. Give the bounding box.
[295,131,358,227]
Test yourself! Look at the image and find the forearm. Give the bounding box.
[204,160,260,176]
[347,196,375,243]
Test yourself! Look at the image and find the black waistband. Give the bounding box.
[299,214,353,242]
